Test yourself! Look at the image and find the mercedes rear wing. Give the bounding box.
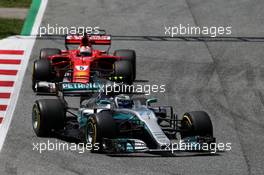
[56,82,147,97]
[57,82,103,97]
[35,80,147,97]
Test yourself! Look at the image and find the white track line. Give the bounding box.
[0,0,48,151]
[0,64,20,70]
[0,75,17,81]
[0,87,13,93]
[0,99,9,104]
[0,55,24,59]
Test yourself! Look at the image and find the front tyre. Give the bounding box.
[113,60,134,85]
[85,110,116,152]
[114,49,136,80]
[180,111,213,138]
[32,99,66,137]
[40,48,61,60]
[32,59,52,91]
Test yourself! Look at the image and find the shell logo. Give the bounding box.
[76,72,88,76]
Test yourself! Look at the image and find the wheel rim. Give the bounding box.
[86,122,96,144]
[182,115,192,127]
[181,115,192,138]
[32,104,40,130]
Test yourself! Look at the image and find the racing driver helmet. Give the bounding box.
[79,46,92,56]
[115,94,133,108]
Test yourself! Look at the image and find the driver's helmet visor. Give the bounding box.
[117,98,133,108]
[80,46,91,56]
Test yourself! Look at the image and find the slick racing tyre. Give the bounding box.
[40,48,61,60]
[85,110,117,152]
[113,60,134,85]
[32,59,52,91]
[180,111,213,138]
[32,99,66,137]
[114,49,136,80]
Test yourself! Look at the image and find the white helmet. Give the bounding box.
[115,94,133,108]
[80,46,91,56]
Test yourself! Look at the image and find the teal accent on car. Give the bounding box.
[62,82,101,91]
[114,138,135,153]
[113,113,134,120]
[78,112,89,128]
[126,142,135,152]
[113,113,146,129]
[96,99,111,105]
[79,117,88,128]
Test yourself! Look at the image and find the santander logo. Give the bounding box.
[75,65,89,71]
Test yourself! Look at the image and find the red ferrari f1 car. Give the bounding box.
[32,32,136,92]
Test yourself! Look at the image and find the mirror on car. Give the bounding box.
[99,100,111,105]
[146,98,157,106]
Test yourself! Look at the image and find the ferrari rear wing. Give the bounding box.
[65,34,111,45]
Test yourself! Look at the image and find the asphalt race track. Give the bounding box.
[1,0,264,174]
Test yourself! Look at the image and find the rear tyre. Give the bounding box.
[85,110,116,152]
[32,59,52,91]
[114,60,133,85]
[114,49,136,80]
[181,111,213,138]
[32,99,66,137]
[40,48,61,60]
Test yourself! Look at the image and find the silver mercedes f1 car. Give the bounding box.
[32,82,216,156]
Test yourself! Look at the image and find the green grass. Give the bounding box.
[0,0,32,8]
[0,18,24,39]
